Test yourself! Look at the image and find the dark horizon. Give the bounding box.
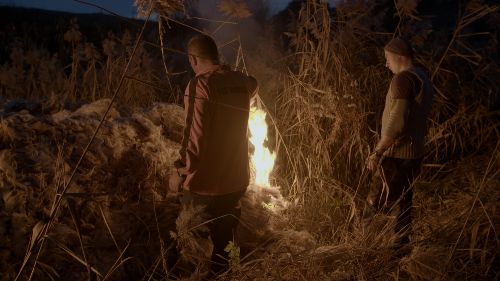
[0,0,332,18]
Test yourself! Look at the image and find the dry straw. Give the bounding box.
[0,0,498,280]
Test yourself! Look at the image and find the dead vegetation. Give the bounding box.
[0,0,499,280]
[0,99,184,280]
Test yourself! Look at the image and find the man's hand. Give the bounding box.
[168,171,185,193]
[366,152,382,172]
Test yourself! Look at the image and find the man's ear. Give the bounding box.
[189,55,197,66]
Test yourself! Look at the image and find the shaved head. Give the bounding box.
[187,34,219,63]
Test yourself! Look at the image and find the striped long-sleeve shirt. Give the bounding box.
[381,66,433,159]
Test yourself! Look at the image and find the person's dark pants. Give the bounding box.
[367,157,422,244]
[181,188,246,273]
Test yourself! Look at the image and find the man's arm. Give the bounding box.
[376,99,410,152]
[367,74,412,171]
[177,79,211,177]
[367,99,409,171]
[176,80,196,173]
[374,135,396,154]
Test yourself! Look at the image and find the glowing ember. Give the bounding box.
[248,106,276,187]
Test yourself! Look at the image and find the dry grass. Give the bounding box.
[0,0,499,280]
[231,1,499,280]
[0,22,172,107]
[0,100,184,280]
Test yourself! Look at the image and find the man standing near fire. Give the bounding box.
[366,38,433,247]
[169,34,258,275]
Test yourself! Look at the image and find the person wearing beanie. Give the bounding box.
[366,37,433,249]
[383,37,414,58]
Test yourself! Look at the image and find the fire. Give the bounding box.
[248,106,276,187]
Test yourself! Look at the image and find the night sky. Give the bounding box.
[0,0,318,18]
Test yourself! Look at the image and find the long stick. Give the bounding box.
[158,16,174,96]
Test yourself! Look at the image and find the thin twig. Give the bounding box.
[431,4,498,80]
[68,199,92,279]
[72,0,142,27]
[161,15,207,35]
[157,17,174,96]
[142,40,188,56]
[189,16,237,25]
[152,193,169,276]
[439,142,499,280]
[53,238,103,278]
[102,240,133,281]
[98,203,123,254]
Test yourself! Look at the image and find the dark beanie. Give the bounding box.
[384,38,413,58]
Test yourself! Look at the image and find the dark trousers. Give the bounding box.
[367,157,422,242]
[181,189,245,272]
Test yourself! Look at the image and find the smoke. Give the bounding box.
[190,0,276,67]
[186,0,288,123]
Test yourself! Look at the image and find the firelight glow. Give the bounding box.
[248,106,276,187]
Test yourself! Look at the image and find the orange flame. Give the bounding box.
[248,106,276,187]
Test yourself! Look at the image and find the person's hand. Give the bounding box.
[168,171,185,193]
[366,152,382,172]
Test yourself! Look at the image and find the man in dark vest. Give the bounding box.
[366,38,433,247]
[170,34,258,274]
